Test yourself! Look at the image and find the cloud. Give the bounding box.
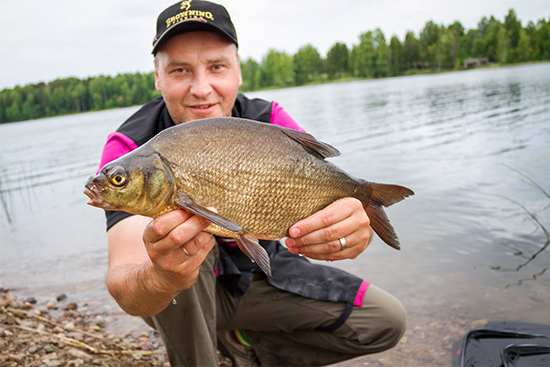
[0,0,548,89]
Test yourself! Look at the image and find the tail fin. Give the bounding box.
[363,183,414,250]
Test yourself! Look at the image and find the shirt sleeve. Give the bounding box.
[97,132,138,173]
[269,101,306,132]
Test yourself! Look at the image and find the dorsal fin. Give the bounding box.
[280,128,340,159]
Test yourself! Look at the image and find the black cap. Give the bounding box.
[152,0,238,55]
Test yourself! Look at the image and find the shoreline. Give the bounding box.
[1,61,548,125]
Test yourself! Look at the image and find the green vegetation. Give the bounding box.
[1,9,549,123]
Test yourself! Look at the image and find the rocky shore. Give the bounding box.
[0,289,171,366]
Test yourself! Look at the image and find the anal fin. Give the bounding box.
[235,235,272,277]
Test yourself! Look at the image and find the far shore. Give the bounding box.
[1,61,547,126]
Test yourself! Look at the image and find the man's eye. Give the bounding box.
[211,65,225,71]
[171,68,188,74]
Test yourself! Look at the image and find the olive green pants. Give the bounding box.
[143,246,406,366]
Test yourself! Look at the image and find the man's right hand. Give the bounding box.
[143,209,216,293]
[105,210,216,317]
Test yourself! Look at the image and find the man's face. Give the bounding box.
[154,31,242,124]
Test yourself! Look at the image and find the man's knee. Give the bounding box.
[353,285,406,351]
[376,295,406,350]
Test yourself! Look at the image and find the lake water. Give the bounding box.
[1,63,549,365]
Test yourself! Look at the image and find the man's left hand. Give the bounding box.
[285,197,373,261]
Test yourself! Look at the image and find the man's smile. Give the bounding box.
[191,103,216,109]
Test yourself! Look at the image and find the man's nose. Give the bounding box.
[190,71,213,98]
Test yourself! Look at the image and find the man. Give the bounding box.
[99,1,405,366]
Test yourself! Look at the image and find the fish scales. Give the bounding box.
[85,117,414,276]
[150,120,353,238]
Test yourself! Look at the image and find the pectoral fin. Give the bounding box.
[175,194,242,233]
[235,235,272,277]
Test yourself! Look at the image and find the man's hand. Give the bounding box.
[143,209,217,294]
[284,198,373,261]
[106,209,216,317]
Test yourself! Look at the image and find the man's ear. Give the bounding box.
[237,53,243,87]
[154,56,162,92]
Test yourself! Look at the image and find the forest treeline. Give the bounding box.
[1,9,549,123]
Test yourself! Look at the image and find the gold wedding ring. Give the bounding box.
[181,246,191,257]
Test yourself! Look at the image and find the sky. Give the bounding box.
[0,0,548,90]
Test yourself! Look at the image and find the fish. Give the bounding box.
[84,117,414,276]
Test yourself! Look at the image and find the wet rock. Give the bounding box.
[0,296,9,308]
[64,302,78,311]
[56,294,67,302]
[28,346,39,354]
[44,345,56,353]
[21,302,34,310]
[94,315,106,328]
[9,353,25,363]
[45,360,63,367]
[35,309,48,317]
[63,310,76,318]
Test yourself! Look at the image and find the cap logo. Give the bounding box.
[180,1,191,11]
[166,0,214,29]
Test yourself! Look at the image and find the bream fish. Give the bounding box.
[84,117,414,276]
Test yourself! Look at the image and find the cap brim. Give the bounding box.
[152,19,238,54]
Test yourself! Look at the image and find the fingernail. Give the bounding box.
[289,228,300,238]
[286,238,296,248]
[288,247,299,254]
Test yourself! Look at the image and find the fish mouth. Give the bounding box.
[84,182,111,209]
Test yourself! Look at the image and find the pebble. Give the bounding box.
[44,345,56,353]
[65,302,78,311]
[9,353,25,363]
[46,300,56,310]
[56,294,68,302]
[0,297,9,307]
[28,346,39,354]
[45,360,63,367]
[64,321,76,330]
[35,309,47,316]
[67,347,92,361]
[94,315,106,328]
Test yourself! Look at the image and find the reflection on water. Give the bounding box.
[1,64,549,363]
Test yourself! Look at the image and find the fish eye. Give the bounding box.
[109,169,127,187]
